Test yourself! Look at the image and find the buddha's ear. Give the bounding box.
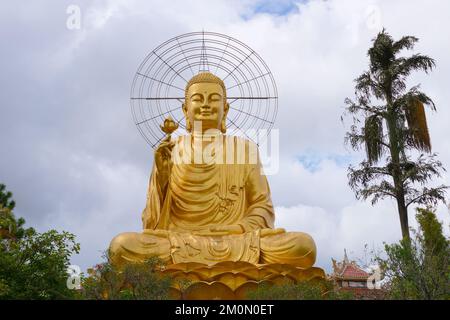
[221,102,230,133]
[224,102,230,117]
[182,103,192,132]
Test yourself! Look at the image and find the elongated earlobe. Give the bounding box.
[221,103,229,133]
[186,118,192,132]
[182,103,191,132]
[220,118,226,133]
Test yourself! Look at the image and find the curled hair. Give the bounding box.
[184,72,227,103]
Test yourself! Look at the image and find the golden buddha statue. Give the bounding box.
[109,72,317,271]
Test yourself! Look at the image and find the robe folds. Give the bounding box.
[110,134,316,267]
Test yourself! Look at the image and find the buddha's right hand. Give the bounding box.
[155,135,175,187]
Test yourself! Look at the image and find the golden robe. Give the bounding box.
[110,135,316,267]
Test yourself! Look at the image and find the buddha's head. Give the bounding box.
[183,72,229,133]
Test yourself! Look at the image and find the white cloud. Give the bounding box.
[48,155,148,270]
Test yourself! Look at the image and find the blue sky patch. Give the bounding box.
[242,0,304,19]
[297,152,354,172]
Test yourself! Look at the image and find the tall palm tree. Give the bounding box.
[344,30,447,240]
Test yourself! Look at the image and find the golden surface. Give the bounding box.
[109,72,323,296]
[164,261,326,299]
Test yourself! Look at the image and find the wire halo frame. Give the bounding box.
[130,31,278,149]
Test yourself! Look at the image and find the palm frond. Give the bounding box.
[396,54,436,77]
[392,36,418,53]
[395,87,436,111]
[402,153,445,184]
[405,98,431,153]
[359,180,397,205]
[354,72,384,99]
[368,30,394,73]
[348,161,391,191]
[364,115,384,164]
[405,185,448,208]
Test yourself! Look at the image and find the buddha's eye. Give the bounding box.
[191,95,203,102]
[210,94,221,102]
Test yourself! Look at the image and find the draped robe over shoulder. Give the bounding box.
[110,134,316,267]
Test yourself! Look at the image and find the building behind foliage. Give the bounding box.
[331,250,386,300]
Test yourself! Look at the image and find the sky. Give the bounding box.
[1,0,449,273]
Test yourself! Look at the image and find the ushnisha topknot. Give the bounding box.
[184,72,227,102]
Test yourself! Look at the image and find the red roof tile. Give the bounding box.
[341,265,369,279]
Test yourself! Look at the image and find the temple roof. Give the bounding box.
[331,249,370,280]
[339,264,369,279]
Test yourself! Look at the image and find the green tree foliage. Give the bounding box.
[246,279,353,300]
[0,184,80,299]
[0,184,16,210]
[377,208,449,299]
[0,184,27,240]
[80,254,173,300]
[343,30,447,239]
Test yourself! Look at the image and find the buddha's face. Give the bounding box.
[183,82,229,132]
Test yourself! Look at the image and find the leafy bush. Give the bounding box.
[377,208,450,299]
[247,279,353,300]
[0,184,80,299]
[80,255,173,300]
